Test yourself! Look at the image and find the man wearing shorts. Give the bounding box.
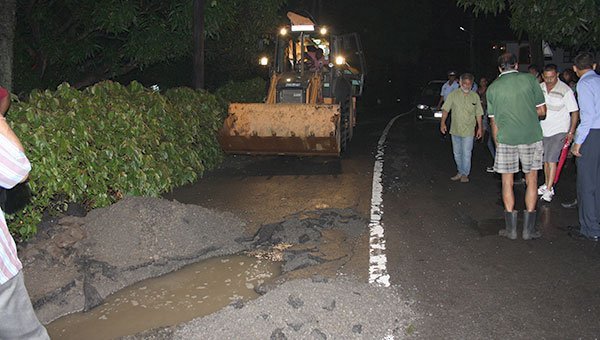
[538,64,579,202]
[487,53,547,240]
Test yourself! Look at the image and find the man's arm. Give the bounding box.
[0,119,30,186]
[572,80,595,157]
[536,104,546,119]
[574,80,594,145]
[0,119,25,153]
[436,96,444,109]
[475,115,483,139]
[0,92,10,117]
[437,84,446,109]
[440,93,453,134]
[567,110,580,143]
[490,117,498,147]
[474,95,484,139]
[440,110,449,134]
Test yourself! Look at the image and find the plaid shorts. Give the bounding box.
[494,141,543,174]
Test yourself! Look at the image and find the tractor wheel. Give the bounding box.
[334,78,352,153]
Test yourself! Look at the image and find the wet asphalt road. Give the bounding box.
[385,115,600,338]
[166,105,600,338]
[163,106,392,280]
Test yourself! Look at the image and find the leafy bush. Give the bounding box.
[215,77,267,103]
[7,81,224,239]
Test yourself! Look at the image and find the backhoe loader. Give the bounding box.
[218,12,365,156]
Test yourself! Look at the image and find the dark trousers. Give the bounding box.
[576,129,600,237]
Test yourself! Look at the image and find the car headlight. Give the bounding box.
[416,104,428,110]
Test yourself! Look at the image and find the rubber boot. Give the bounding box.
[522,210,541,240]
[499,211,518,240]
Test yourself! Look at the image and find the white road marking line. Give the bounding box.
[368,112,410,288]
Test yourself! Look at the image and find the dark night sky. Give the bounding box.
[286,0,517,105]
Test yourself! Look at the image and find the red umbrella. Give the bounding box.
[554,138,571,184]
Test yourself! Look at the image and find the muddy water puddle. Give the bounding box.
[47,254,281,339]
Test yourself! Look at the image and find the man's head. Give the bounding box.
[459,73,474,93]
[542,64,558,87]
[479,77,488,87]
[561,68,576,82]
[447,71,457,83]
[316,48,324,59]
[528,64,540,77]
[497,53,518,72]
[573,52,597,77]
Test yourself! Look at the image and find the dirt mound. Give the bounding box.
[21,197,249,324]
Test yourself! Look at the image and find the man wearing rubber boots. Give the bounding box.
[486,53,546,240]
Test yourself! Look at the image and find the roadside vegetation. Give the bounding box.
[6,79,264,239]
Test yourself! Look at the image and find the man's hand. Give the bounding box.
[440,123,447,135]
[536,104,547,120]
[571,143,582,157]
[566,132,574,144]
[475,127,483,140]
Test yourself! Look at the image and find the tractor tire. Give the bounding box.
[334,78,352,153]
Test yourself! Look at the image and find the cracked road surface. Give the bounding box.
[165,107,600,338]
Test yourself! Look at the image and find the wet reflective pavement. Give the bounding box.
[46,255,280,339]
[43,108,392,339]
[382,116,600,338]
[41,105,600,338]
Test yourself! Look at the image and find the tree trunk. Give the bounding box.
[193,0,205,90]
[0,0,16,91]
[529,36,544,71]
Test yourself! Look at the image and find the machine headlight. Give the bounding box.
[335,56,345,65]
[416,104,429,110]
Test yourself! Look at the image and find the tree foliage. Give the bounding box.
[8,81,224,239]
[14,0,285,93]
[203,0,287,87]
[457,0,600,49]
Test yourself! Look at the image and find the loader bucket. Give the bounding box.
[218,103,341,156]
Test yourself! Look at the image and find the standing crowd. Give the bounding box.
[438,52,600,242]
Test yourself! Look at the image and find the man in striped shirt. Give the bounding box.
[0,86,49,339]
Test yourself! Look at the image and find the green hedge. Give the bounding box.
[215,77,267,103]
[7,81,224,239]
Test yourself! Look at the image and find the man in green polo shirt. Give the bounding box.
[487,53,547,241]
[440,73,483,183]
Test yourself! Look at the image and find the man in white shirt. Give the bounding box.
[538,64,580,202]
[0,87,49,339]
[437,70,459,108]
